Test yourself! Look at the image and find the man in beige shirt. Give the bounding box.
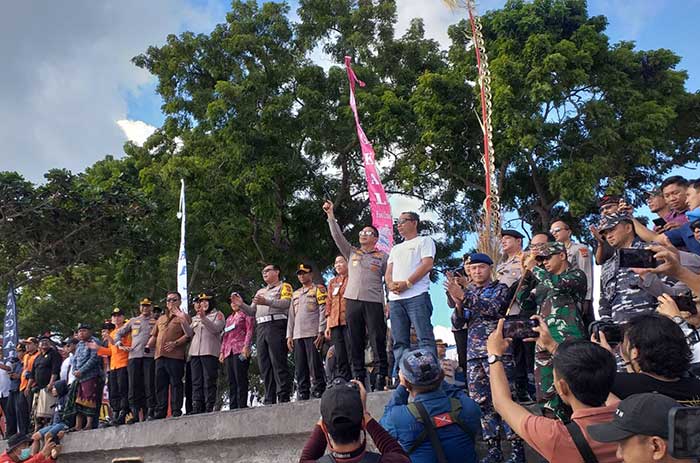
[231,264,293,404]
[146,291,192,419]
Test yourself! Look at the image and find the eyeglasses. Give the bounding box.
[359,231,376,237]
[262,268,275,274]
[396,218,416,225]
[535,255,555,263]
[166,298,179,303]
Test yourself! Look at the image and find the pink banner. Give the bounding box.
[344,56,393,253]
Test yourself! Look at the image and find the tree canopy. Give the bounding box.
[1,0,698,335]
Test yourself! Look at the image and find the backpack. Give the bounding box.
[405,398,475,463]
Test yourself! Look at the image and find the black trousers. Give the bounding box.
[293,337,326,399]
[190,355,218,412]
[345,299,388,380]
[256,319,292,404]
[330,325,352,381]
[454,328,468,375]
[155,357,185,417]
[513,338,535,392]
[108,367,129,414]
[11,391,30,435]
[4,393,17,436]
[225,354,250,409]
[185,360,192,414]
[127,357,155,413]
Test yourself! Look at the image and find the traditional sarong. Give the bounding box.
[74,378,98,418]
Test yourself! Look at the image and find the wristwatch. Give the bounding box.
[672,316,685,325]
[487,354,503,365]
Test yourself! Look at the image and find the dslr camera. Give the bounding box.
[589,319,624,347]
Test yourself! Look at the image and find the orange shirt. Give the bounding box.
[97,328,131,371]
[326,275,348,329]
[20,351,39,391]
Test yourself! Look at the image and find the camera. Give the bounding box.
[672,294,698,315]
[670,406,700,459]
[589,319,624,347]
[503,316,539,340]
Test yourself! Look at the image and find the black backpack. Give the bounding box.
[317,452,381,463]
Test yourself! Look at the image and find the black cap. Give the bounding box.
[77,323,92,331]
[111,307,124,317]
[501,229,525,240]
[320,379,363,436]
[587,393,681,442]
[6,433,32,451]
[296,263,313,275]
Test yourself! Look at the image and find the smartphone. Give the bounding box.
[653,217,667,228]
[669,406,700,459]
[672,295,698,315]
[618,248,658,268]
[597,323,624,346]
[503,318,539,339]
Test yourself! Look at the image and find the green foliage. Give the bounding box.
[0,0,698,336]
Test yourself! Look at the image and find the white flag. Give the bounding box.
[177,179,188,309]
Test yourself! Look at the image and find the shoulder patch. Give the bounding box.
[316,285,327,305]
[281,282,293,300]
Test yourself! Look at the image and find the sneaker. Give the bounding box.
[480,443,503,463]
[505,440,526,463]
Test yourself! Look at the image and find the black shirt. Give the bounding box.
[612,372,700,406]
[31,348,62,389]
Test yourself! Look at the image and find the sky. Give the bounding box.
[2,0,699,338]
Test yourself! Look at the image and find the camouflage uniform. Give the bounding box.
[457,280,518,443]
[599,238,659,322]
[517,261,587,419]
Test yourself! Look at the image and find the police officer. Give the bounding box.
[323,200,389,390]
[445,253,525,463]
[188,293,224,414]
[550,219,595,327]
[287,264,327,400]
[115,298,157,423]
[497,229,534,403]
[231,264,293,404]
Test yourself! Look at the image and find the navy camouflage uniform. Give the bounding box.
[454,280,517,442]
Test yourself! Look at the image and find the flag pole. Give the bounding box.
[177,179,188,310]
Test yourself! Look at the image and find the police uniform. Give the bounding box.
[188,293,225,414]
[239,279,293,404]
[328,218,389,387]
[115,298,157,421]
[457,253,526,463]
[288,264,327,399]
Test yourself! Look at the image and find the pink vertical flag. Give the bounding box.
[344,56,393,253]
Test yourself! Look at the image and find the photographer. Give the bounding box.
[588,393,694,463]
[299,378,408,463]
[594,313,700,404]
[487,319,622,463]
[379,349,480,463]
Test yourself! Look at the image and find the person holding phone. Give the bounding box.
[220,292,254,410]
[517,241,587,420]
[445,253,526,463]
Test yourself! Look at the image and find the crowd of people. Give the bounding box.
[2,177,700,463]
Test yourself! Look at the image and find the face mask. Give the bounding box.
[19,448,32,461]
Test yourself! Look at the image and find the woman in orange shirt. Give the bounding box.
[325,256,351,381]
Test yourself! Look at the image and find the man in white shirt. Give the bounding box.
[59,338,77,385]
[385,211,437,383]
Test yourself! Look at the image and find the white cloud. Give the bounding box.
[117,120,157,147]
[0,0,225,183]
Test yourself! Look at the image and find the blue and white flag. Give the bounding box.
[177,179,188,310]
[4,283,18,361]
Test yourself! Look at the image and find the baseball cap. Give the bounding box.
[587,393,681,442]
[193,293,213,302]
[597,213,632,233]
[399,348,442,387]
[139,298,152,306]
[320,379,364,436]
[6,433,32,451]
[20,337,38,345]
[111,307,124,317]
[296,263,313,275]
[598,195,621,209]
[540,241,566,257]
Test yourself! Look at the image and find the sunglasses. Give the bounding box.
[549,227,568,234]
[535,255,555,263]
[359,230,377,237]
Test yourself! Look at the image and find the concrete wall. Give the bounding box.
[34,392,394,463]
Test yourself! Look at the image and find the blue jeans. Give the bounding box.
[38,422,67,439]
[389,292,437,378]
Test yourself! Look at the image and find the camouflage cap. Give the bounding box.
[399,348,442,387]
[597,213,632,232]
[540,241,566,257]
